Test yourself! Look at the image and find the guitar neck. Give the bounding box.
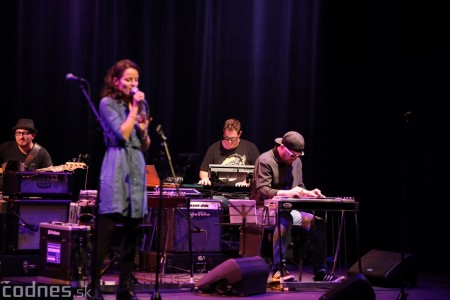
[36,162,87,172]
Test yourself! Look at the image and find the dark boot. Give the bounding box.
[116,278,138,300]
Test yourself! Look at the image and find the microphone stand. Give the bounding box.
[69,78,107,300]
[0,197,7,282]
[152,174,163,300]
[155,125,195,285]
[76,80,108,133]
[7,210,39,232]
[397,111,412,300]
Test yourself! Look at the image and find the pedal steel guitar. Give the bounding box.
[269,196,361,287]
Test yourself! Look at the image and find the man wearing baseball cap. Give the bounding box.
[0,118,53,172]
[250,131,343,283]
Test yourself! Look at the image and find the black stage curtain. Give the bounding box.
[1,0,449,274]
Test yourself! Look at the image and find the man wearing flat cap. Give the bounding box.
[0,118,53,172]
[250,131,343,283]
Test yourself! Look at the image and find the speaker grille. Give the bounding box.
[5,199,70,252]
[172,200,222,251]
[348,249,418,287]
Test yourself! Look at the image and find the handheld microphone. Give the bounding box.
[130,87,150,120]
[65,73,87,82]
[130,87,149,105]
[130,87,139,96]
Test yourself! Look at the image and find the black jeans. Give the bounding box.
[273,210,327,274]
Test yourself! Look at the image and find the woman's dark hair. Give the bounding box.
[100,59,140,99]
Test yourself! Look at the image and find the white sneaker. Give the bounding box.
[314,271,345,283]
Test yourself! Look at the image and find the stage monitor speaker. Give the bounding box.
[319,273,375,300]
[195,256,269,297]
[5,199,71,252]
[173,199,222,251]
[347,249,418,287]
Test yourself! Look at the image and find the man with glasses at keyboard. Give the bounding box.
[0,118,53,172]
[250,131,343,283]
[198,118,260,250]
[198,118,260,188]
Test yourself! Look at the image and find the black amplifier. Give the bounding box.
[172,199,222,251]
[3,171,73,198]
[5,199,71,252]
[38,222,90,284]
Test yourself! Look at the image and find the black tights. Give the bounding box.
[93,213,142,284]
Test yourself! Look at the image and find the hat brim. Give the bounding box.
[12,126,37,133]
[274,137,283,145]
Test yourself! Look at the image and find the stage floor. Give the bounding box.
[3,262,450,300]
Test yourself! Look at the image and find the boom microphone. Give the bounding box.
[65,73,87,82]
[156,124,167,141]
[21,223,39,232]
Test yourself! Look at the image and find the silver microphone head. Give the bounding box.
[66,73,75,80]
[130,87,139,95]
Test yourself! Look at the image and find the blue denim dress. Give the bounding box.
[98,97,147,218]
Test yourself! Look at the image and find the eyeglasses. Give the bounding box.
[15,131,32,137]
[284,145,304,158]
[223,136,239,142]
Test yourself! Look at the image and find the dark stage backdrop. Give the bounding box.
[1,1,449,274]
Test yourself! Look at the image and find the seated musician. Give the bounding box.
[250,131,343,283]
[198,118,260,190]
[198,118,260,244]
[0,118,53,173]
